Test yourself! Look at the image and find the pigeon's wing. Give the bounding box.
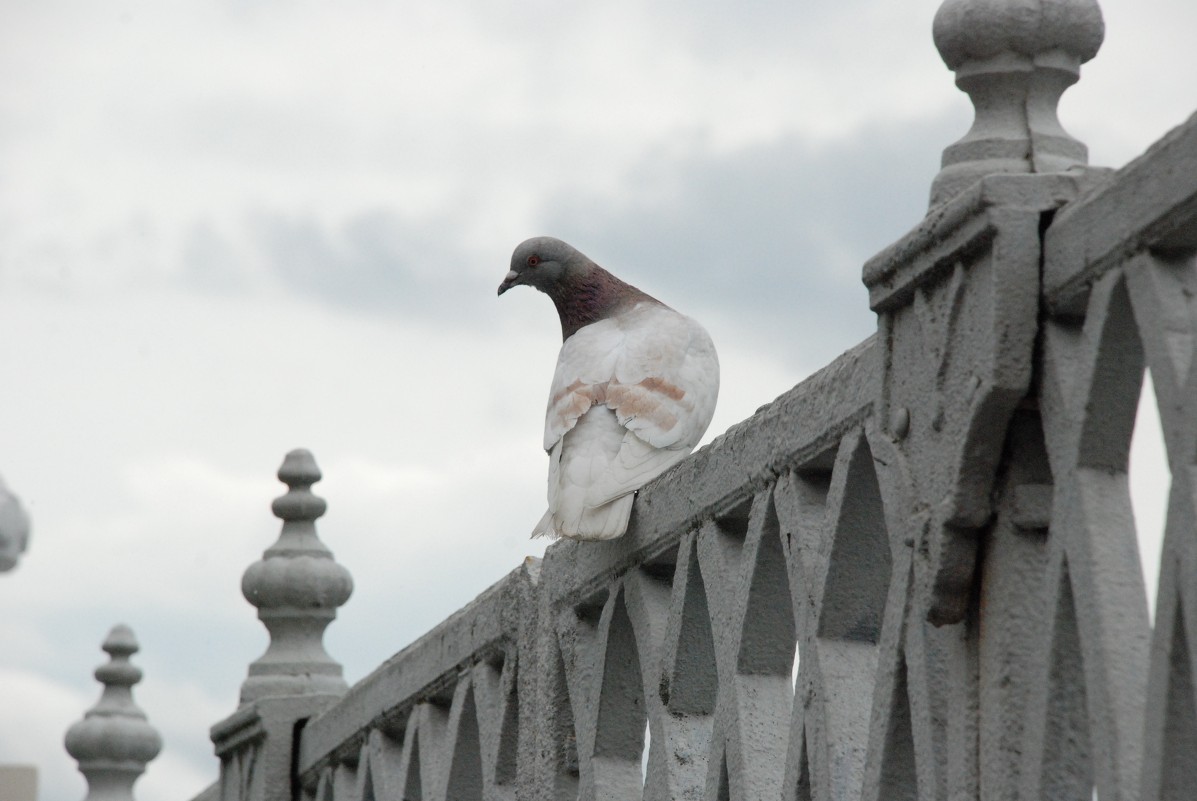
[605,303,720,452]
[541,406,640,539]
[543,316,624,452]
[584,427,694,507]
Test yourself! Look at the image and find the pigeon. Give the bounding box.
[498,236,719,540]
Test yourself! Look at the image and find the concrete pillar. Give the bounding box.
[210,449,353,801]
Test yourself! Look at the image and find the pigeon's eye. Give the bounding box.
[527,254,541,267]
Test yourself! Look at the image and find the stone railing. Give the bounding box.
[66,0,1197,799]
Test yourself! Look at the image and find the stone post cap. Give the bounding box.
[933,0,1104,70]
[929,0,1105,206]
[65,625,162,801]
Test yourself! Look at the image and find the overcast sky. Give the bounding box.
[1,1,1193,798]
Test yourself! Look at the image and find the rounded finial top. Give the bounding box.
[272,449,327,521]
[65,625,162,797]
[933,0,1104,70]
[96,625,143,690]
[277,448,321,487]
[102,624,139,657]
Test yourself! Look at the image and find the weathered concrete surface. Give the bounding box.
[865,172,1105,626]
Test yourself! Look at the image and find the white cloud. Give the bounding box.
[0,669,90,801]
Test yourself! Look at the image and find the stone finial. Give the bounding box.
[930,0,1105,206]
[238,449,353,704]
[65,625,162,801]
[0,476,31,572]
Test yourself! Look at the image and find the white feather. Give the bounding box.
[536,300,719,540]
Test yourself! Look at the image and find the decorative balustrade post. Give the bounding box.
[210,449,353,801]
[0,475,30,572]
[858,0,1116,798]
[865,0,1107,628]
[65,625,162,801]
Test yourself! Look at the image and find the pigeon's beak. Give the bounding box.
[497,270,520,296]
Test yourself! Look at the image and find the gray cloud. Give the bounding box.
[182,221,246,294]
[247,209,501,322]
[226,110,967,374]
[539,110,967,369]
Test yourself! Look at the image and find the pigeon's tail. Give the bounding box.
[531,496,634,542]
[531,509,557,539]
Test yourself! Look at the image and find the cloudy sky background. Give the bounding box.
[1,0,1193,797]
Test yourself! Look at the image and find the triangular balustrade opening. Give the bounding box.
[1077,276,1143,473]
[359,750,376,801]
[818,435,891,643]
[403,729,423,801]
[445,686,484,801]
[494,674,520,788]
[737,494,797,676]
[548,643,580,799]
[667,540,718,715]
[591,589,648,797]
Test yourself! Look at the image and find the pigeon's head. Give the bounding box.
[497,236,590,297]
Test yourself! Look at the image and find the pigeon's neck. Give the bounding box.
[549,266,659,341]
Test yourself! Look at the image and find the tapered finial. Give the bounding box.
[238,449,353,703]
[930,0,1105,206]
[65,625,162,801]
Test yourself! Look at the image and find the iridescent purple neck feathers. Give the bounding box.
[498,236,662,340]
[548,266,660,340]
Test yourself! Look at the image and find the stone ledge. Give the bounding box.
[297,560,537,773]
[864,172,1103,313]
[1045,110,1197,313]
